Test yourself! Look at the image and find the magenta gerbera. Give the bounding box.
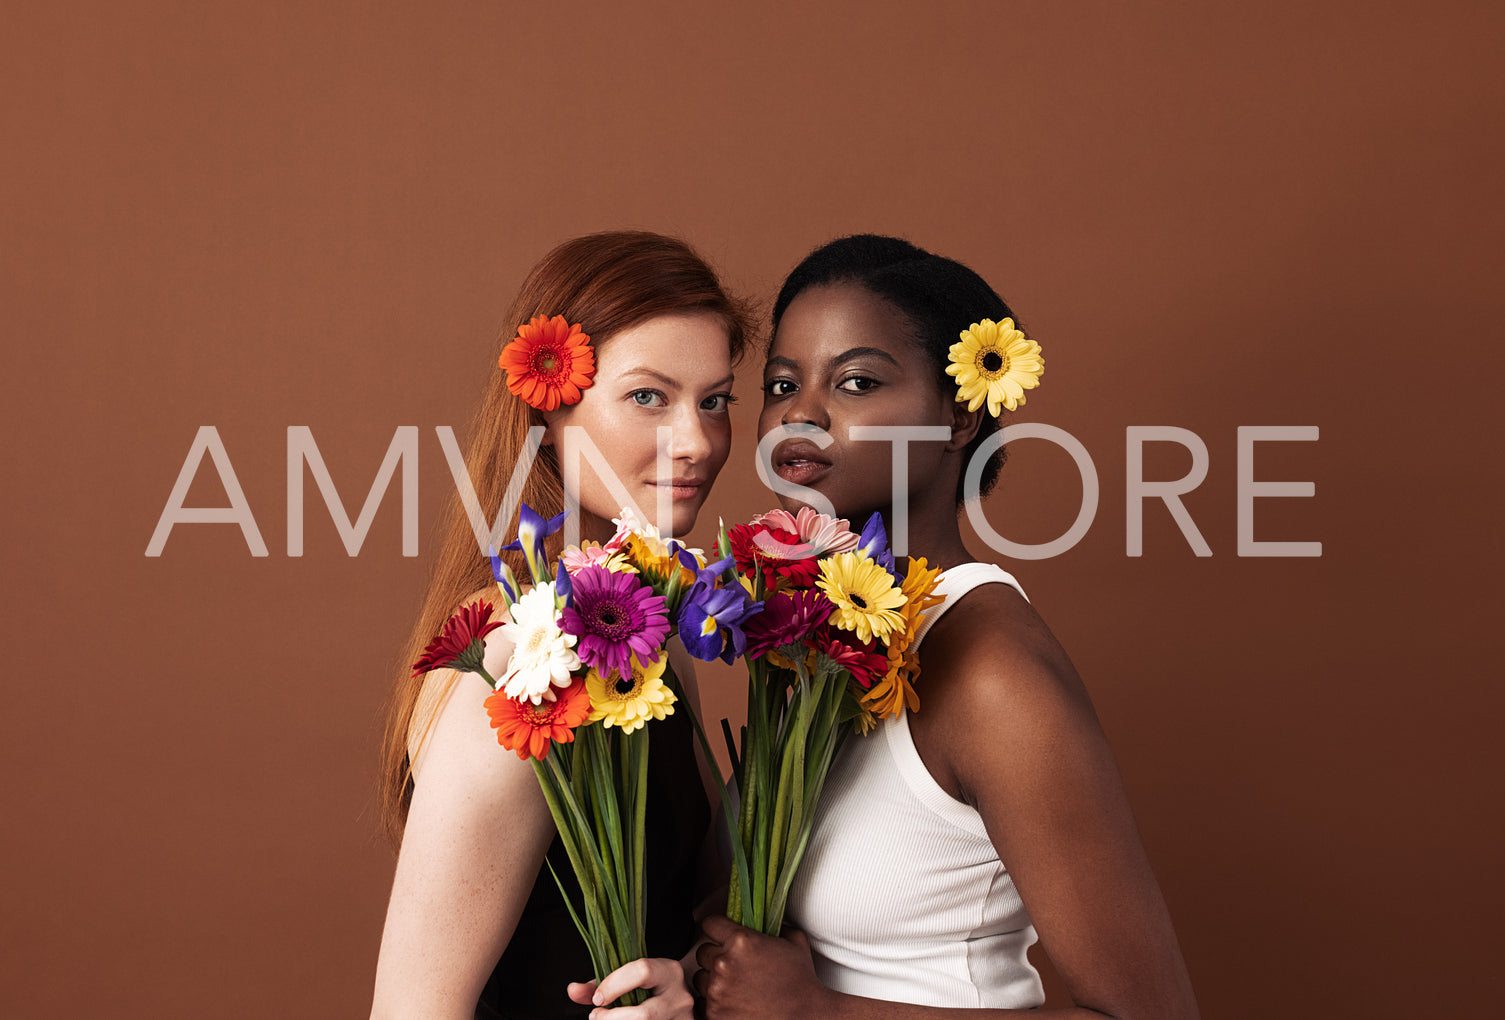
[558,565,670,679]
[744,588,834,659]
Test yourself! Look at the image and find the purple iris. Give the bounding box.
[677,558,763,664]
[856,512,896,576]
[744,589,834,659]
[558,565,670,679]
[501,503,569,581]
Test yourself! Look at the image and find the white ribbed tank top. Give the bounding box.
[784,562,1045,1008]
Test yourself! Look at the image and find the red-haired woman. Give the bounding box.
[371,232,754,1020]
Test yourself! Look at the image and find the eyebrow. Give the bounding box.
[764,347,902,374]
[620,367,736,391]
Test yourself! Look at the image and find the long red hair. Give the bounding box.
[378,231,754,845]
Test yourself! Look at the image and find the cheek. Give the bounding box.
[709,417,733,466]
[756,395,786,435]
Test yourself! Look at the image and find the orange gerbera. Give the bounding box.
[485,677,593,760]
[860,557,944,724]
[499,315,596,411]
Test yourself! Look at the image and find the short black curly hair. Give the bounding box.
[771,234,1024,501]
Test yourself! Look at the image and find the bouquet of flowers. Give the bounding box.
[719,507,945,934]
[410,504,761,1001]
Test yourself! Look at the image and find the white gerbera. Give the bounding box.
[498,583,580,704]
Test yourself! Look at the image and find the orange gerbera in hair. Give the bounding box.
[485,677,593,760]
[499,315,596,411]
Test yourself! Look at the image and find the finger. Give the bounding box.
[694,939,721,972]
[699,914,737,943]
[594,957,680,1006]
[567,980,599,1005]
[589,982,694,1020]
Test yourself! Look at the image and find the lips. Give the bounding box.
[651,477,707,501]
[772,441,833,486]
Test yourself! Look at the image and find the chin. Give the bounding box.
[669,506,703,539]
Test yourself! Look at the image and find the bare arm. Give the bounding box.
[370,663,557,1019]
[698,586,1198,1020]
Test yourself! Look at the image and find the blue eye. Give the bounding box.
[700,393,736,412]
[629,389,667,408]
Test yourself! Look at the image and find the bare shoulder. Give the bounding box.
[920,580,1084,708]
[909,578,1103,800]
[408,586,518,781]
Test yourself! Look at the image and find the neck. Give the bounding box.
[882,500,974,573]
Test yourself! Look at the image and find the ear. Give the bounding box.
[946,398,985,452]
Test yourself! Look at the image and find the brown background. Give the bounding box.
[4,2,1502,1016]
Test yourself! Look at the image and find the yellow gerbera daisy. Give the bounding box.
[584,652,677,733]
[945,318,1043,417]
[624,533,699,589]
[816,552,906,644]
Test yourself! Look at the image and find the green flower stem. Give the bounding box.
[767,671,848,930]
[543,750,634,969]
[586,726,628,922]
[655,660,753,934]
[765,666,814,918]
[531,759,611,977]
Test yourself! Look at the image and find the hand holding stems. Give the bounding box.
[694,916,830,1020]
[567,956,695,1020]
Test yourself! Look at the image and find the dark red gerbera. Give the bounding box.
[805,623,890,689]
[729,523,820,589]
[744,589,834,659]
[412,600,504,677]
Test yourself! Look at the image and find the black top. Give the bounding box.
[474,705,711,1019]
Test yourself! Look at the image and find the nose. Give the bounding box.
[781,388,830,432]
[664,404,713,465]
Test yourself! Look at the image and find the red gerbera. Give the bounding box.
[412,600,504,676]
[485,678,593,760]
[805,623,890,689]
[729,523,820,589]
[498,315,596,411]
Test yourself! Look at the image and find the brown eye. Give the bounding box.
[838,375,879,393]
[764,379,797,397]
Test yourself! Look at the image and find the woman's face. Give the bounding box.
[547,311,735,539]
[759,283,956,523]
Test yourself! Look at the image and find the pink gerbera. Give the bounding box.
[751,507,860,557]
[558,565,670,679]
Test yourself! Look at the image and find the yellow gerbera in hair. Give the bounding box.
[946,318,1043,417]
[816,552,906,644]
[584,652,677,733]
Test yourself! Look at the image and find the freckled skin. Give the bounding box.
[547,311,736,542]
